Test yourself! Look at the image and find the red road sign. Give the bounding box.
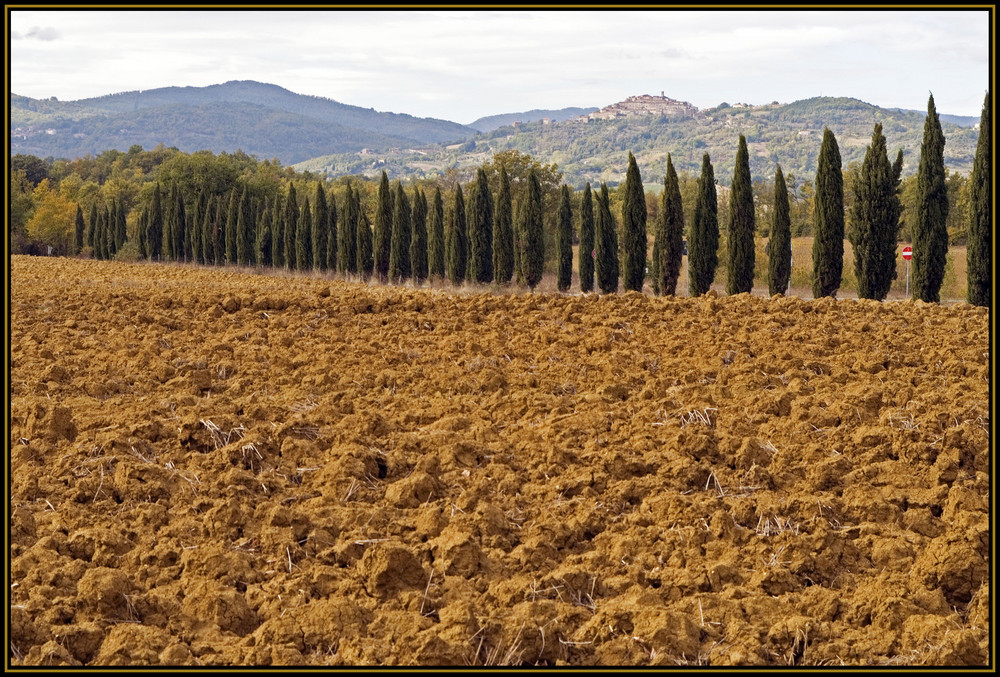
[902,246,913,261]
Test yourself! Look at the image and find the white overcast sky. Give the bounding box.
[9,8,992,123]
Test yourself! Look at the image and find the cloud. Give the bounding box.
[14,26,60,41]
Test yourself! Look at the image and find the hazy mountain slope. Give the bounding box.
[467,107,599,133]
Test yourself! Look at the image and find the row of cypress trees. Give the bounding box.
[87,91,988,305]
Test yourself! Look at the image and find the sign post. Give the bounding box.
[902,246,912,298]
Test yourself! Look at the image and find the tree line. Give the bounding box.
[12,93,990,306]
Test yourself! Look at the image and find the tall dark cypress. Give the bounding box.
[74,204,85,254]
[967,91,990,307]
[199,198,212,265]
[727,135,756,295]
[411,188,428,284]
[446,185,468,286]
[212,195,225,266]
[173,190,185,262]
[373,171,392,283]
[427,187,445,279]
[356,188,374,281]
[284,183,298,270]
[223,188,238,265]
[237,188,254,266]
[493,167,514,285]
[389,183,412,283]
[147,185,163,261]
[812,128,845,298]
[137,208,148,260]
[578,183,595,293]
[256,202,273,267]
[191,191,205,264]
[912,94,950,303]
[469,167,494,284]
[595,182,619,294]
[520,169,545,290]
[272,194,284,268]
[655,155,685,296]
[621,152,647,292]
[849,123,902,301]
[768,165,792,296]
[297,198,313,272]
[689,154,719,296]
[339,183,358,275]
[313,184,329,272]
[556,184,573,292]
[114,200,127,252]
[326,191,340,271]
[189,191,204,263]
[96,207,109,259]
[87,203,98,251]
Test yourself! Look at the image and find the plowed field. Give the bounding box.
[9,256,991,666]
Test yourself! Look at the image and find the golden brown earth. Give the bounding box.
[9,255,991,666]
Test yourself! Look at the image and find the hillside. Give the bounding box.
[467,107,599,133]
[296,96,979,188]
[10,81,474,165]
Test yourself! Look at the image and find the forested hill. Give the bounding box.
[10,80,475,164]
[467,107,599,133]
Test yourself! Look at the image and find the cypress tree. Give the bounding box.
[727,135,756,295]
[147,185,163,261]
[199,198,212,265]
[911,94,950,303]
[595,182,619,294]
[621,151,647,292]
[339,184,358,275]
[428,187,446,279]
[655,154,685,296]
[967,91,991,307]
[493,167,514,285]
[520,169,545,290]
[97,207,109,259]
[137,208,148,260]
[849,123,902,301]
[256,202,273,267]
[173,190,185,262]
[556,184,573,292]
[87,203,98,251]
[284,184,299,270]
[356,189,374,281]
[114,200,127,252]
[513,195,525,285]
[373,171,392,282]
[469,167,494,284]
[411,188,429,285]
[159,187,172,260]
[389,183,412,283]
[212,195,225,266]
[272,194,284,268]
[812,128,845,297]
[191,191,205,264]
[578,183,595,293]
[74,204,85,254]
[297,198,313,272]
[446,185,468,285]
[768,165,792,296]
[326,191,340,271]
[313,184,329,272]
[223,188,238,265]
[689,154,719,296]
[237,188,254,266]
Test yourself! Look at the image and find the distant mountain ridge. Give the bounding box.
[11,80,475,164]
[468,107,599,133]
